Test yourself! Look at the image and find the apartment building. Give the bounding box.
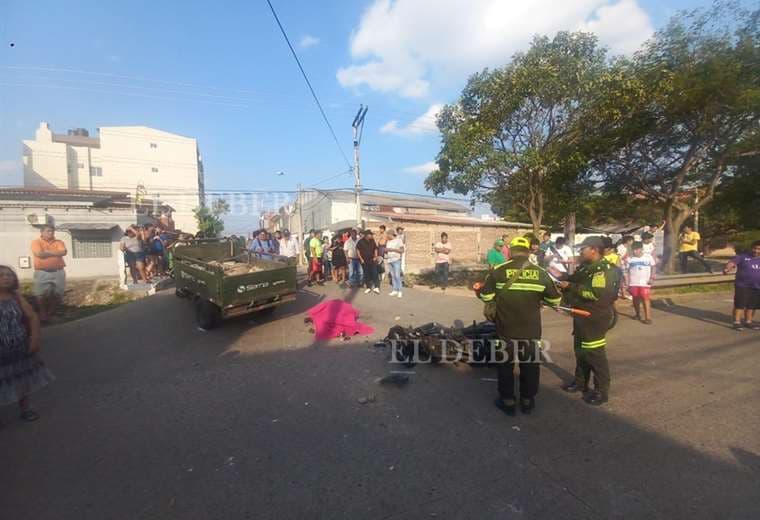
[22,122,205,232]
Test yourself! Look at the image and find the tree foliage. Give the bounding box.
[425,32,607,234]
[702,154,760,236]
[193,198,230,238]
[588,2,760,271]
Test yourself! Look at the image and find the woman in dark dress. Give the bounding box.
[0,265,54,423]
[331,238,348,286]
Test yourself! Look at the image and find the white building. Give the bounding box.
[23,122,205,233]
[297,190,471,232]
[0,188,171,280]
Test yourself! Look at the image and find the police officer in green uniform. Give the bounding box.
[559,236,619,406]
[479,237,562,416]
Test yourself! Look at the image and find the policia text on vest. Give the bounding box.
[559,236,620,407]
[478,237,561,416]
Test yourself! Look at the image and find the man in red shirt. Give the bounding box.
[30,225,67,322]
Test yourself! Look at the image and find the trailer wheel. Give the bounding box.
[196,300,221,330]
[175,287,190,299]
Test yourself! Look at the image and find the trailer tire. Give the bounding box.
[196,300,221,330]
[175,287,190,299]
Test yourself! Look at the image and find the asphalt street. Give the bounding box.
[2,284,759,519]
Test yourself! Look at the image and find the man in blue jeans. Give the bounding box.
[343,228,362,287]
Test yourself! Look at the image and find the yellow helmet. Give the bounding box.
[509,236,531,249]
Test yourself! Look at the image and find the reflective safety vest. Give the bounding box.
[566,259,619,348]
[478,256,561,340]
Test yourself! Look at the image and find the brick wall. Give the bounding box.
[397,222,530,273]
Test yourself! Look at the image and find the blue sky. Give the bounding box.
[0,0,714,213]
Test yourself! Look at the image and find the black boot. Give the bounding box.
[583,391,608,406]
[561,382,586,393]
[520,397,535,414]
[494,397,516,417]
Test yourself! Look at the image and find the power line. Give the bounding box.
[265,0,352,171]
[309,169,353,187]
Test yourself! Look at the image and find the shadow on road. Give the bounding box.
[653,301,733,329]
[2,286,759,519]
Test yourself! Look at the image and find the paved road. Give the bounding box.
[2,285,759,519]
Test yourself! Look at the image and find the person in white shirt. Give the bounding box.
[640,231,658,269]
[343,228,361,287]
[625,242,657,324]
[396,226,407,275]
[616,235,634,264]
[433,232,452,291]
[546,236,574,276]
[385,230,405,298]
[278,229,300,259]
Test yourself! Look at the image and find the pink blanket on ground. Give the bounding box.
[307,299,375,341]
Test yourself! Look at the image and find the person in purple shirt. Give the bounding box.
[724,240,760,330]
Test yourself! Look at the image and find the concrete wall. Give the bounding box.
[301,193,332,231]
[0,205,140,280]
[332,200,356,224]
[23,124,68,188]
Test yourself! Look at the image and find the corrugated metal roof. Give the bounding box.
[55,223,118,231]
[0,188,171,211]
[0,187,128,204]
[318,190,469,213]
[367,211,533,228]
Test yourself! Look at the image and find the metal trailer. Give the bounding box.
[172,238,297,329]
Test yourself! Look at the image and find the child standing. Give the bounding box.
[626,242,656,324]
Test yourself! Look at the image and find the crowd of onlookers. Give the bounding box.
[119,224,187,284]
[244,225,432,298]
[239,223,758,330]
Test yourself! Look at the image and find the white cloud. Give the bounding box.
[380,103,442,137]
[581,0,653,55]
[338,0,654,98]
[299,35,321,49]
[403,161,438,175]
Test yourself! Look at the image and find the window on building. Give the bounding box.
[90,167,103,177]
[72,232,112,259]
[151,167,159,173]
[77,162,84,168]
[150,143,158,149]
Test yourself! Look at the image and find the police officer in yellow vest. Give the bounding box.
[479,237,562,416]
[559,236,619,406]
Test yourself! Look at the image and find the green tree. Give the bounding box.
[702,154,760,236]
[590,3,760,272]
[193,198,230,238]
[425,32,607,235]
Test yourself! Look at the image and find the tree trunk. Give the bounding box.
[527,202,542,237]
[564,212,576,247]
[661,204,688,274]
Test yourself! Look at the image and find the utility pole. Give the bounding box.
[296,183,304,266]
[352,105,368,227]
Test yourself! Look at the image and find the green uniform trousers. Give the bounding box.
[573,335,611,395]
